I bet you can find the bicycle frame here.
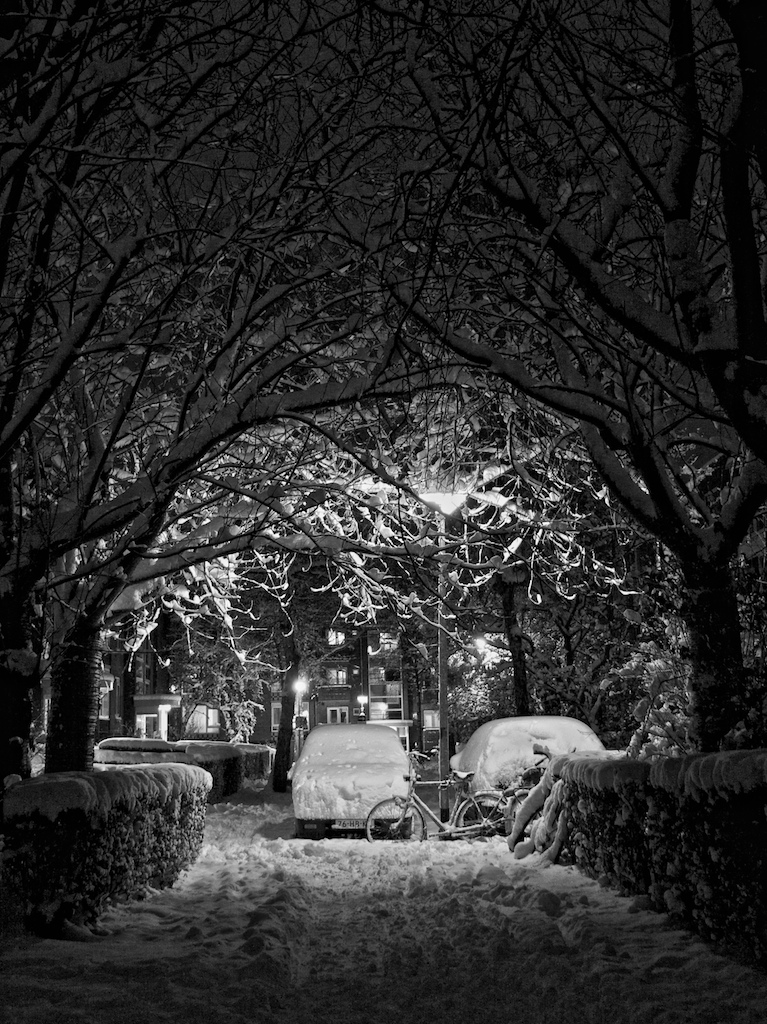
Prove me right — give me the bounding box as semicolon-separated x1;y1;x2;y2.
409;784;505;839
395;758;507;840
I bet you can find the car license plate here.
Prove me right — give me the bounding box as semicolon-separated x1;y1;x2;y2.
332;818;366;829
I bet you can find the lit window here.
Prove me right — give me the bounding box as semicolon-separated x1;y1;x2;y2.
369;680;403;718
98;688;110;719
328;629;345;646
327;707;349;724
327;667;348;687
379;632;398;652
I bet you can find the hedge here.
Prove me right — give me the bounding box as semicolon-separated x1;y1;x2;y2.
0;763;211;934
510;749;767;967
94;740;274;802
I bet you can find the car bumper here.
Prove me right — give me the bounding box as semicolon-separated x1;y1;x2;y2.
294;818;368;839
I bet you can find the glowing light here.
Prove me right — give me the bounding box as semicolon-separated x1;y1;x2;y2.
419;491;468;515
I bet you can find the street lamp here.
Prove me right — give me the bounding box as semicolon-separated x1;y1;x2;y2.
420;490;467;821
474;634;487;662
292;676;307;726
357;694;368;721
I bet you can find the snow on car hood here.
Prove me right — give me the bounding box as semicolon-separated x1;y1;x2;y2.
450;716;605;792
289;724;410;820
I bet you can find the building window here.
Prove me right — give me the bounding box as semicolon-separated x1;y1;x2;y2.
368;680;403;719
326;667;348;687
271;704;281;732
327;706;349;724
379;632;398;652
98;668;114;720
328;629;345;646
98;687;111;720
136;714;158;738
135;652;151;695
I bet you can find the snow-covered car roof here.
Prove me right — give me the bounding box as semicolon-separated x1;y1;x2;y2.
450;716;605;792
288;723;410;822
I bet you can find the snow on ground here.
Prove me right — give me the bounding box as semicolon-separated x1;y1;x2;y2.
2;780;767;1024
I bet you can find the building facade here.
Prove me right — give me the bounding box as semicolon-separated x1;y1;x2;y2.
271;625;427;750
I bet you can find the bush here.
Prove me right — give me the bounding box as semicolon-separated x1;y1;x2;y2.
525;750;767;968
94;739;274;802
0;764;211;933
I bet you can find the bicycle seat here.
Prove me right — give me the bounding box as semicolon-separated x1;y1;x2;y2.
451;770;474;780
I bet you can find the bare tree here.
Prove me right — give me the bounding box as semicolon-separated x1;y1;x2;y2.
357;0;767;749
0;1;444;775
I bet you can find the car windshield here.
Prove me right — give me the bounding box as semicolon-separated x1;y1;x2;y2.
294;724;405;768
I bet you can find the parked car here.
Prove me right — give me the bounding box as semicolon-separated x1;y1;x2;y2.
449;716;605;793
288;723;411;839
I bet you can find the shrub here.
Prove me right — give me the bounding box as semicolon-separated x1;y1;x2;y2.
1;764;211;932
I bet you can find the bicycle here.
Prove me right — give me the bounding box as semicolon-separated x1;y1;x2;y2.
505;743;552;846
365;751;512;842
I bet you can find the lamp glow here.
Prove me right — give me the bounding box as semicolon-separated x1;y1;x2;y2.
420;491;468;516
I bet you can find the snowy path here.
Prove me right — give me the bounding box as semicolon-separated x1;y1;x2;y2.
2;784;767;1024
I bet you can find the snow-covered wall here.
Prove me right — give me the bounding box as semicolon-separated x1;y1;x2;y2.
513;750;767;968
0;764;212;934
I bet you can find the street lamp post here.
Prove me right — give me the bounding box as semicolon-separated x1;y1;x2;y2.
421;490;467;822
291;677;308;760
357;694;368;721
292;677;307;726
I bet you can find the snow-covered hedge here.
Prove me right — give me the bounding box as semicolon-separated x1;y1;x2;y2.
512;750;767;966
94;748;196;765
175;742;273;799
94;740;274;801
98;737;177;751
233;742;275;782
0;764;211;933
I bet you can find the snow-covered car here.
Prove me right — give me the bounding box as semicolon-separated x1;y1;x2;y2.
449;715;605;793
288;723;410;839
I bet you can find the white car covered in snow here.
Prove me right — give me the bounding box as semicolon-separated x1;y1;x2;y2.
288;723;410;839
449;715;605;793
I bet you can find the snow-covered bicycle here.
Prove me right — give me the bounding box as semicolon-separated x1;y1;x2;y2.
505;743;553;846
365;751;511;842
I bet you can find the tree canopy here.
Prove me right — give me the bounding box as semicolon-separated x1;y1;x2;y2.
345;0;767;749
6;1;767;776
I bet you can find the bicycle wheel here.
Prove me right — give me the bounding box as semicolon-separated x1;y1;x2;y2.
454;792;507;836
366;798;427;842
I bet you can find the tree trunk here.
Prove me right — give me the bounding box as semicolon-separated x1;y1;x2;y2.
123;652;137;736
45;618;104;773
271;638;302;793
678;558;748;752
495;570;531;716
0;593;38;782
